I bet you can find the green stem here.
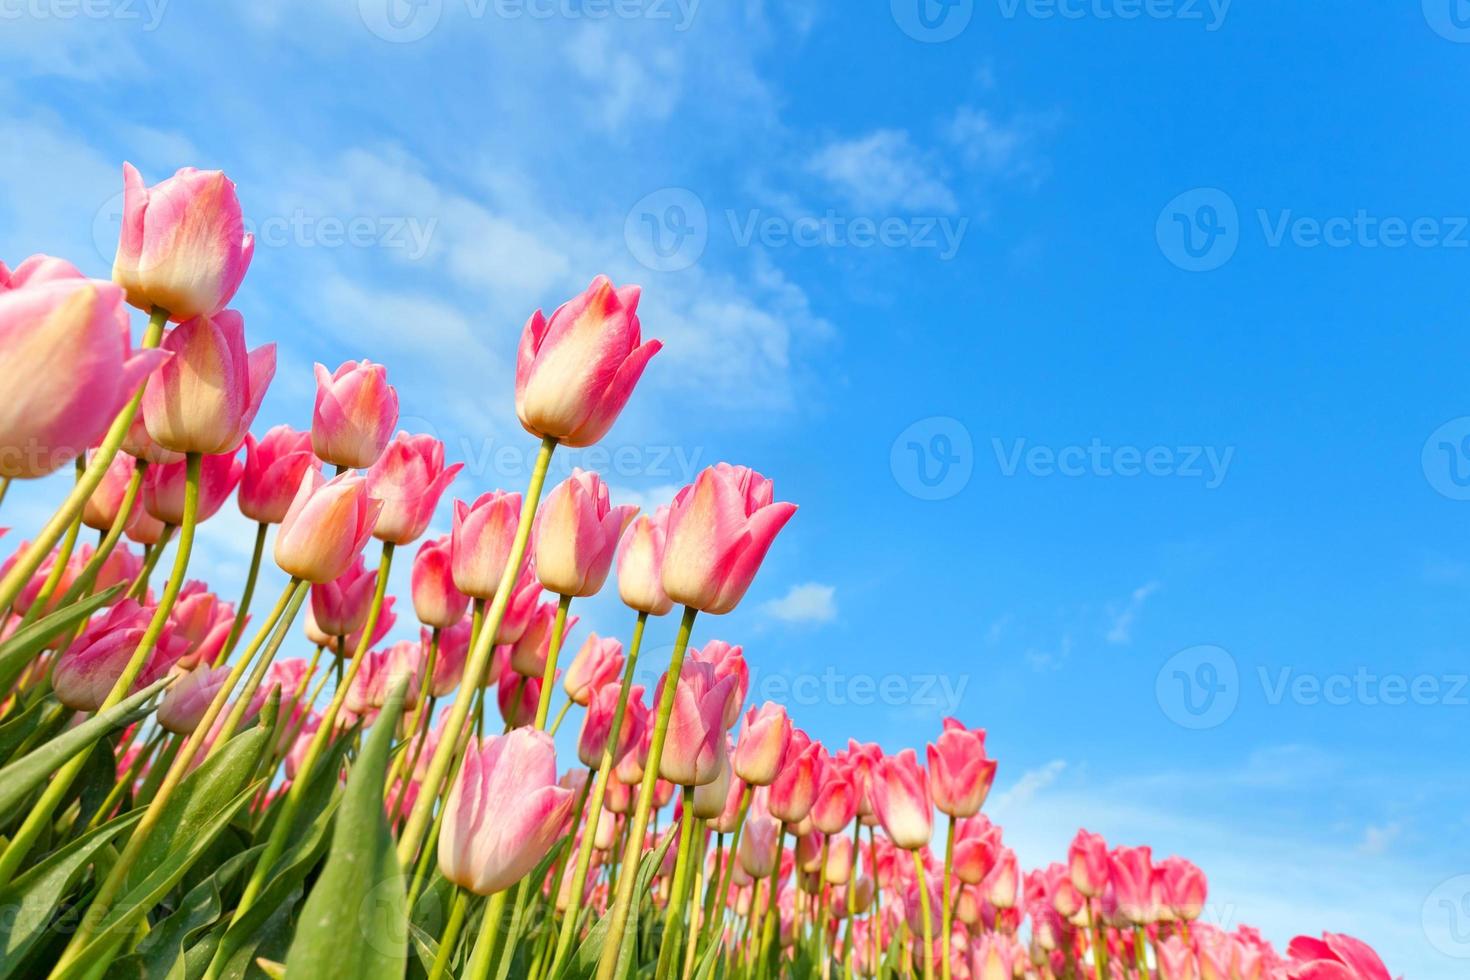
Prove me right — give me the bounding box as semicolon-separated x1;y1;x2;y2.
756;825;786;979
127;523;175;599
12;458;87;633
843;819;861;980
52;461;145;616
0;447;198;892
210;580;311;747
547;610;648;978
941;815;955;980
912;850;934;980
654;786;697;980
398;436;557;867
532;592;572;729
594;604;699;980
464;889;509;980
0;307;167;616
706;783;752;951
429;889;470;980
1134;925;1151;980
217;521;267;663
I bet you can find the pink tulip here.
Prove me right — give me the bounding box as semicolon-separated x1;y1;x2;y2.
689;639;748;729
0;253;83;290
427;620;471;696
239;425;319;524
845;739;883;817
768;732;826;825
168;583;234;665
1159;856;1207;921
926;718;998;819
983;847;1019;909
274;469;383;584
617;506;673;616
0;276;169;479
1285;934;1391;980
693;742;735;819
310;554;378;637
561;633;624;706
1110;846;1157;924
656;659;738;786
953;817;1000;885
497;669;543;728
82;452;138;531
157;664;230;733
365;431;462;545
125;504;167;546
142;447;244;525
515;275;662;448
578;682;647;769
112;163;253;320
509;600;578;677
873;748;932;850
739;810;781;878
52;599;190;710
810;766;857;834
494;559;543;644
451;490;522;600
1069;829;1110;898
141;310;275;455
123;411;183;466
732;702;792;787
661;464;798;615
824;833;854;885
311;359;399;469
410;534;468;629
1159;936;1198;980
438;729;575;895
346;641;423;714
534;469;637;597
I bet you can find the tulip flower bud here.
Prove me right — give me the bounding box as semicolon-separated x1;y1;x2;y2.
509;601;578;677
123;411;183;466
515;275;661;448
984;848;1019;909
142;310;275;455
692;745;734;820
53;600;190;711
926;718;998;819
310;554;378;637
82;452;137;532
112;163;253;320
410;534;468;629
1068;829;1110;898
346;641;423;714
616;507;673;616
274;470;383;584
311;359;398;469
125;504;167;546
1109;845;1157;924
578;682;646;770
689;639;748;729
1159;856;1207;922
810;769;858;835
498;669;543;729
732;702;792;787
535;469;636;598
825;834;854;885
0;253;83;290
366;432;462;545
0;277;170;479
142;448;244;526
739;811;781;878
661;464;797;615
239;425;318;524
427;621;471;697
158;664;230;733
768;734;826;825
561;633;624;706
873;748;932;850
451;490;521;600
656;661;737;787
438;729;575;896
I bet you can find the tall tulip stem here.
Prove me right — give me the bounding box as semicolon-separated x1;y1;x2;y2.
595;604;699;980
0;306;168;616
912;850;935;980
654;785;698;980
707;782;752;950
941;815;955;980
533;592;573;729
217;520;268;663
397;436;557;867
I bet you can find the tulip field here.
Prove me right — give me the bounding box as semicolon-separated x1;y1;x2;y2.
0;164;1400;980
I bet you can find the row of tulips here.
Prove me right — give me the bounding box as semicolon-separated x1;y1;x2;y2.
0;160;1396;980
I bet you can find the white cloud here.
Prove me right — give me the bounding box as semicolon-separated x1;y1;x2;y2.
807;130;956;213
1357;822;1401;856
759;582;836;624
1105;580;1161;645
992;759;1067;811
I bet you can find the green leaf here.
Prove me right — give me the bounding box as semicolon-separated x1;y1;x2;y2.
125;844;262;979
283;680;411;980
0;585;124;695
0;697;64;765
0;678;167;823
0;811;140;979
564;828;678;980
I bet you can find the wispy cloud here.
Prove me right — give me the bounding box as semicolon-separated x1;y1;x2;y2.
1105;580;1161;645
807;129;957;213
759;582;837;624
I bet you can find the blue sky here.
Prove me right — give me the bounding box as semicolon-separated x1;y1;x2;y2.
2;1;1467;974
